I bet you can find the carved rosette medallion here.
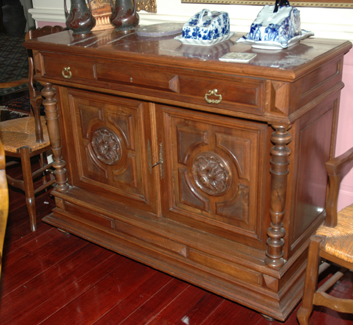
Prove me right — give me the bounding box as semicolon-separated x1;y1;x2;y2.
91;128;122;165
192;152;231;196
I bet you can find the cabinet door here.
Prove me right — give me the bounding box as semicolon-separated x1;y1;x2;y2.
157;105;269;245
62;88;158;214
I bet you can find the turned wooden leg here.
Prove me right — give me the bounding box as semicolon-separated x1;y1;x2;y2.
297;236;322;325
41;82;69;192
266;125;291;268
19;146;36;232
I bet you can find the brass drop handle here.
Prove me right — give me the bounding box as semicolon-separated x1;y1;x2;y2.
205;89;222;104
62;67;72;79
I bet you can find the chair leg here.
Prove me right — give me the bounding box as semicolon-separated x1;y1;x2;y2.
19;147;37;232
39;152;48;187
297;236;322;325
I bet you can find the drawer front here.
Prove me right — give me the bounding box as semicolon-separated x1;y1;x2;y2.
40;53;265;116
179;76;265;115
41;53;96;82
96;62;180;93
96;64;265;115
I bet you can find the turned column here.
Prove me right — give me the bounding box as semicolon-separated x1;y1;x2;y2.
41;82;69;192
265;125;292;268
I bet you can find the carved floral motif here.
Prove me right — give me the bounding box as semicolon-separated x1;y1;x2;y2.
192;152;230;196
91;128;121;165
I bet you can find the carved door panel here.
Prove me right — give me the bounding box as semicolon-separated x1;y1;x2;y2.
157;105;269;244
64;89;157;214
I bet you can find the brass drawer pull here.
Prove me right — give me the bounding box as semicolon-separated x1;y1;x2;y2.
205;89;222;104
62;67;72;79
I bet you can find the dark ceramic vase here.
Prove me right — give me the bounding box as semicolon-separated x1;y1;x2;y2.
2;3;26;37
64;0;96;35
110;0;139;31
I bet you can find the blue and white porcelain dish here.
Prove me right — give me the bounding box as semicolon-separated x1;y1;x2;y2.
175;32;234;46
237;29;314;50
181;9;230;42
240;5;306;49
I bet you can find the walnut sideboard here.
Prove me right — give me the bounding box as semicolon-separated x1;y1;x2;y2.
24;29;352;321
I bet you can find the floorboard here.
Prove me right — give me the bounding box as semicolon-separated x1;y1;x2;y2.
146;286;210;325
93;272;176;325
1;187;353;324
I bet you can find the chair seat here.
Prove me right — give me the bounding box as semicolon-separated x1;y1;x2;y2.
0;116;50;153
316;204;353;263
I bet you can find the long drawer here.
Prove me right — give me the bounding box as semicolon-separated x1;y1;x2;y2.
39;52;266;116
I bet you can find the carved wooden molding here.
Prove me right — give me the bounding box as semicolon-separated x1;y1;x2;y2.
192;152;231;196
91;128;122;166
181;0;353;8
270;81;289;116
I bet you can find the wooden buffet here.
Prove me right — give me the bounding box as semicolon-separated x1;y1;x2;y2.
24;29;351;321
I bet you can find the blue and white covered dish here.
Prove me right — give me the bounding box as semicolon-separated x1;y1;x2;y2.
237;5;310;49
181;9;230;42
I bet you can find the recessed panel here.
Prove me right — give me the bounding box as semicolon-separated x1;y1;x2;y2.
159;105;267;240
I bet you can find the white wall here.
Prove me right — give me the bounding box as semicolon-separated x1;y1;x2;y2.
30;0;353;41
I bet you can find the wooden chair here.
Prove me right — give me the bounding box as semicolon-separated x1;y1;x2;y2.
0;26;64;231
0;139;9;278
297;147;353;324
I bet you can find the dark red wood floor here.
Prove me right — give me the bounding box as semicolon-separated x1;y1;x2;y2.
1;184;353;324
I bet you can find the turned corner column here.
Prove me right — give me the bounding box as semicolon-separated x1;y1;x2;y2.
41;82;69;192
265;125;292;269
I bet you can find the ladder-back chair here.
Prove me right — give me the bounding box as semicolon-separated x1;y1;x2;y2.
297;147;353;324
0;26;64;231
